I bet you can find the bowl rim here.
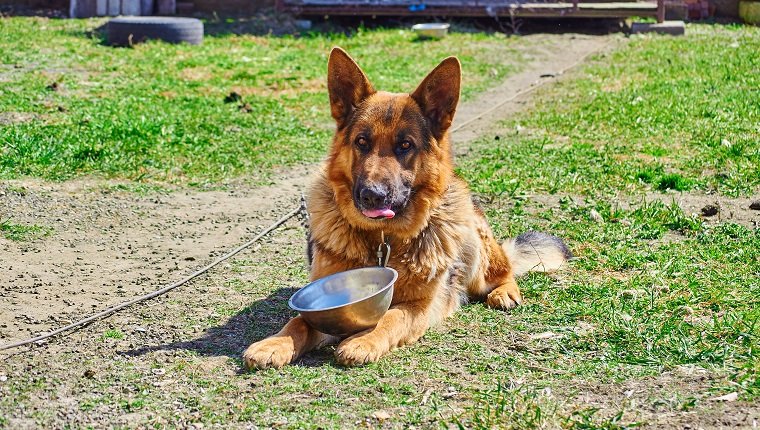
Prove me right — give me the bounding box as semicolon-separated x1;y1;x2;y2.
288;267;398;313
412;23;451;30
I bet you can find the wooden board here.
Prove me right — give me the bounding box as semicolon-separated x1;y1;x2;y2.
282;0;659;17
291;0;649;5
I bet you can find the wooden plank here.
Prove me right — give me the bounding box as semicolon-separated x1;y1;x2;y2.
295;0;649;5
96;0;107;15
283;2;659;16
657;0;665;22
290;1;660;10
555;2;656;9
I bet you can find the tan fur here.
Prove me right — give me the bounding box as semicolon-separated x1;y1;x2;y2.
501;239;568;277
243;48;565;369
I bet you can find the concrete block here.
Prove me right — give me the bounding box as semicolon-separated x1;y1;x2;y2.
631;20;686;36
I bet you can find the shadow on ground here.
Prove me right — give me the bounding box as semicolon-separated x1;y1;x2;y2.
121;286;340;369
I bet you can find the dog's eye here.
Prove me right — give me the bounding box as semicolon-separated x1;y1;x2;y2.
397;140;413;152
355;136;369;149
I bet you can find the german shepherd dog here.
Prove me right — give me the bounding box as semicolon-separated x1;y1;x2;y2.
243;48;571;369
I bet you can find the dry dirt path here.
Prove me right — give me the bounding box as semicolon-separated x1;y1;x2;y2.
0;33;615;348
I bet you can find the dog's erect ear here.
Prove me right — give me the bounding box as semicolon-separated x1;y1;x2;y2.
411;57;461;139
327;47;375;128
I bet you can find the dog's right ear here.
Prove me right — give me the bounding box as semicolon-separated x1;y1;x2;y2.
327;47;375;129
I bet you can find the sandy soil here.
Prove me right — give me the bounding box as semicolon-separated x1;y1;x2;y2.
1;176;305;345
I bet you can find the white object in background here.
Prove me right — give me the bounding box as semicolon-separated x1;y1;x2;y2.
412;23;450;39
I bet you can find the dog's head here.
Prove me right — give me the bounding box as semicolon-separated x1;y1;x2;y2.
324;47;461;234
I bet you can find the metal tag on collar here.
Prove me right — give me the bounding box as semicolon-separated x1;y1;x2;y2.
377;231;391;267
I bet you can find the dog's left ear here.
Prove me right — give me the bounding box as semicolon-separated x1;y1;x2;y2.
411;57;461;140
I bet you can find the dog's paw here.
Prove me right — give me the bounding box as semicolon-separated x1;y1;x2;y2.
335;336;387;367
242;337;295;370
486;287;522;310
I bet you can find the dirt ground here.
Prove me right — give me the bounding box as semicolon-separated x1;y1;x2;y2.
1;33;758;428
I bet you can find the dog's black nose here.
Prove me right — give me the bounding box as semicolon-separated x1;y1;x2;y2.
359;187;387;208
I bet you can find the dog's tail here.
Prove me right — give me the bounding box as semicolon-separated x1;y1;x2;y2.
502;231;572;277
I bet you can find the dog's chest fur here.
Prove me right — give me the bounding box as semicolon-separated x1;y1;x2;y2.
307;171;485;296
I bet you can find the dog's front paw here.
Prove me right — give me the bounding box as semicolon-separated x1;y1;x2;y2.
486;286;522;310
335;336;387;366
243;337;295;370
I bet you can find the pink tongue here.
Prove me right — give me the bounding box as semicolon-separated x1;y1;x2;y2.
362;208;395;219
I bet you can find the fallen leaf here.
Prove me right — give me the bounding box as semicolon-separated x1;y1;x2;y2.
590;209;604;223
420;388;433;405
530;331;561;340
710;392;738;402
573;322;595;336
620;289;646;299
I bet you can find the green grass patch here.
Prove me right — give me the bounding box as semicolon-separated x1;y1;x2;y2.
0;17;523;184
453;383;644;429
461;24;760;197
0;219;52;241
102;329;124;340
98;182;172;195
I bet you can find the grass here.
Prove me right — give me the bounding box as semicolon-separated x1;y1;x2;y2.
4;198;755;427
460;24;760;198
453;383;643;429
0;17;523;184
0;219;52;241
102;329;124;340
0;21;759;429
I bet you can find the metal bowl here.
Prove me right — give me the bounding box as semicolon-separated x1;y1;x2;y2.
412;23;450;39
288;267;398;337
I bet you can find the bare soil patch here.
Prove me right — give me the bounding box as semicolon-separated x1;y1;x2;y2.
0;112;37;125
0;175;306;346
558;368;759;428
